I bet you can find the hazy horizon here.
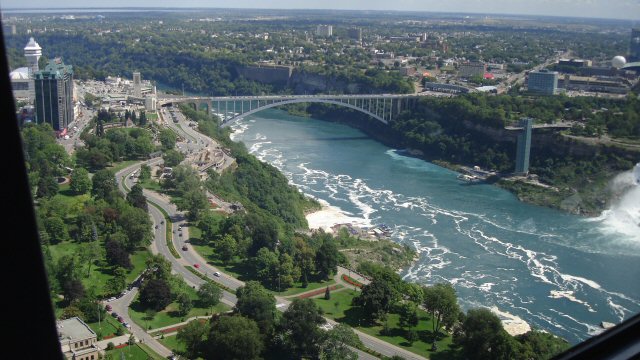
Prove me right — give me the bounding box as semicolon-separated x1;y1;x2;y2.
1;0;640;21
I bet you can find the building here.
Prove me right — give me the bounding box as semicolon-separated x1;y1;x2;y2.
558;59;592;68
133;71;142;98
630;28;640;62
316;25;333;37
515;118;533;175
145;95;157;111
24;37;42;78
34;58;74;132
9;67;31;98
458;62;486;78
57;317;102;360
527;69;558;95
399;67;417;76
347;27;362;42
3;24;17;35
559;74;629;94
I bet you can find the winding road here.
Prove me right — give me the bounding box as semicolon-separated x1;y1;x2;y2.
107;107;425;360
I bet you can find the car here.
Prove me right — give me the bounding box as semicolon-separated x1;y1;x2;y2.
107;297;116;302
124;322;131;329
160;220;164;224
213;272;220;277
182;245;188;251
111;312;118;318
194;263;200;269
105;304;112;312
155;225;158;229
179;232;182;237
117;316;124;323
178;225;182;230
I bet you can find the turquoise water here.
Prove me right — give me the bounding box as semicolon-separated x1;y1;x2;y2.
230;109;640;344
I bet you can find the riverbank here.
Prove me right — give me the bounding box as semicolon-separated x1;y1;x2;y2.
286;105;638;217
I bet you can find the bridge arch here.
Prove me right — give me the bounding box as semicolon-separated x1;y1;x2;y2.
219;98;388;128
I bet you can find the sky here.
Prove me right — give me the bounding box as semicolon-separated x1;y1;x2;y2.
1;0;639;20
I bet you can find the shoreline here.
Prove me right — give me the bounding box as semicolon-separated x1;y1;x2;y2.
304;203;532;337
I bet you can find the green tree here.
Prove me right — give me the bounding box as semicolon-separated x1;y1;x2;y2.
159;129;178;150
319;323;361;360
139;278;172;311
234;281;277;335
177;320;208;359
516;330;570;360
79;240;103;276
44;216;68;244
139;164;151;181
106;266;128;295
422;283;460;340
316;239;339;279
163;149;185;167
197;282;222;313
70;167;92;194
177;188;209;221
143;309;157;330
254;247;279;288
204;315;264;360
126;184;148;211
37;175;59;199
91;169;117;201
216;234;237;264
353;279;396;323
455;308;522;360
281;298;326;358
177;292;193;316
398;301;419;331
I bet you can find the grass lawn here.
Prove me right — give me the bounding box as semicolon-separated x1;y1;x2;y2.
139;178;163;192
107;160;140;174
158;334;186;354
271;278;337;297
129;287;231;330
105;343;160;360
314;290;454;359
49;241;152;298
87;315;125;338
137;343;167;360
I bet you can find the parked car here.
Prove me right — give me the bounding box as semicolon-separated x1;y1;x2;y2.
111;312;118;318
182;245;188;251
194;263;200;269
105;304;112;312
117;316;124;323
213;272;220;277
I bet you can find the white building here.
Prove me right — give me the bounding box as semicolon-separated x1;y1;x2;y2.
316;25;333;37
9;67;31;98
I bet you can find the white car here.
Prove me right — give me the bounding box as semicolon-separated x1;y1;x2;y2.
213;272;221;277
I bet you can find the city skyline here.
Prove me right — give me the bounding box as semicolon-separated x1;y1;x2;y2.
1;0;640;21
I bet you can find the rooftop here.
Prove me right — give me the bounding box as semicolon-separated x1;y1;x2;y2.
24;37;42;51
57;317;97;343
10;67;29;80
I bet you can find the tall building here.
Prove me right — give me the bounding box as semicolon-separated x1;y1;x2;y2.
347;27;362;42
133;71;142;98
630;28;640;62
316;25;333;37
24;37;42;78
527;69;558;95
515;118;533;175
34;58;74;132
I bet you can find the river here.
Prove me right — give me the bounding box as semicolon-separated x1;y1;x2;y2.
229;108;640;344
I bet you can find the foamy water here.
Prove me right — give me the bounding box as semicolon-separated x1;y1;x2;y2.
230;109;640;344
